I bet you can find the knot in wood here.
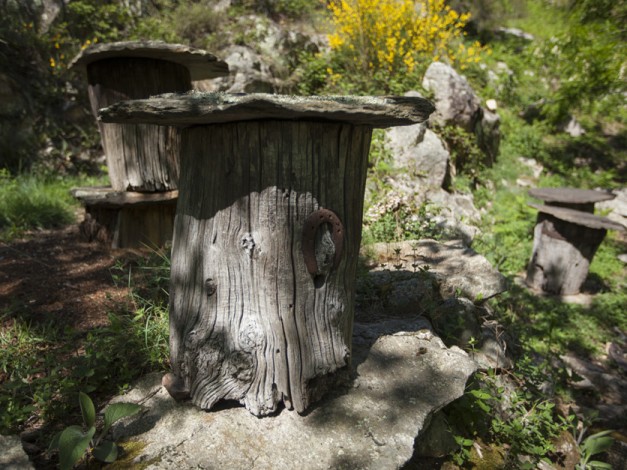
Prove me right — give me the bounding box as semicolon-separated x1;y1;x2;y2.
205;278;217;297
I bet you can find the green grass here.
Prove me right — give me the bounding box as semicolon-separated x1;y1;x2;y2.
0;249;169;438
0;171;109;239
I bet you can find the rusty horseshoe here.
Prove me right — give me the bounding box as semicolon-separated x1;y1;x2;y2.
301;208;344;275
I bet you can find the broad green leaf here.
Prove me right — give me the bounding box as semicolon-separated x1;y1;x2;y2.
582;433;614;456
79;392;96;429
102;402;142;436
587;461;612;469
93;440;119;463
58;425;95;470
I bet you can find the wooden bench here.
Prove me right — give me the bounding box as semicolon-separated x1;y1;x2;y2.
526;188;624;295
100;92;435;415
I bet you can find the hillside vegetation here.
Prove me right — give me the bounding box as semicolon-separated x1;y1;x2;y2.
0;1;625;468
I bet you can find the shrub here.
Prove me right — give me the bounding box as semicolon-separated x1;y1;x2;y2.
326;0;487;92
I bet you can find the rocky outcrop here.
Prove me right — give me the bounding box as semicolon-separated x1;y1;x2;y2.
0;435;34;470
422;61;501;165
362;239;507;302
194;45;279;93
109;321;477;470
385;121;450;191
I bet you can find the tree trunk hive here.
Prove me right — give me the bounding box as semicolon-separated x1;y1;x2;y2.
100;93;435;415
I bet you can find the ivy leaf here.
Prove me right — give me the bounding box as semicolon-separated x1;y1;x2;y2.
102;402;142;436
79;391;96;429
58;425;95;470
93;440;119;463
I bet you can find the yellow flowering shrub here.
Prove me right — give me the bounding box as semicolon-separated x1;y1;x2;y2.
327;0;487;90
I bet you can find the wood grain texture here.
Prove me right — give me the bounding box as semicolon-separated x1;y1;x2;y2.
169;120;372;415
87;58;191;191
525;213;607;295
98;92;436;128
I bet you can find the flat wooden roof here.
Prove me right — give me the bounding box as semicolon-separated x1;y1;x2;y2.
70;41;229;80
529;203;625;231
71;187;178;208
98;92;436;128
529;187;615;204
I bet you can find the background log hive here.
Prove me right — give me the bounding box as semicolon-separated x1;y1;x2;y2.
70;41;228;249
71;40;229;192
525;192;625;295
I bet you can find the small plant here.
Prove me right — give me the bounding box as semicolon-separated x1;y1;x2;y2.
49;392;142;470
576;430;614;469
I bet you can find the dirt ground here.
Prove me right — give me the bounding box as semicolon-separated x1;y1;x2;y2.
0;224;132;332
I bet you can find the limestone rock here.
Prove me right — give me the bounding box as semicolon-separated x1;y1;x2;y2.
422;62;500;164
422;62;482;132
430;297;483;348
194;45;279;93
363;239;507;301
413;411;457;458
425;189;482;244
109;322;477;470
385;122;450;191
0;435;34;470
597;187;627;228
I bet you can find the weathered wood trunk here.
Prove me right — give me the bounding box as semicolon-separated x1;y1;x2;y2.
87;58;190;191
525;213;606;295
169;120;372;415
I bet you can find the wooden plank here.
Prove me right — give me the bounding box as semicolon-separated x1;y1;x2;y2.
98;93;436;128
71;187;178;208
70;40;229;80
529;187;615;206
529;203;625;231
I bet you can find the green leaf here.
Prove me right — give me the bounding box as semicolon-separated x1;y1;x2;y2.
582;432;614;456
102;402;142;436
587;461;612;469
79;392;96;429
93;440;119;463
58;425;96;470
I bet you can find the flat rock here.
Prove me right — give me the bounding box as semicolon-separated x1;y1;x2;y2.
98;92;435;128
0;435;34;470
70;40;229;80
363;239;507;301
110;322;476;470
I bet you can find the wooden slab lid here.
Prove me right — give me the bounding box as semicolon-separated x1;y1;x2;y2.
98;92;436;128
529;203;625;231
70;41;229;80
529;187;615;204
